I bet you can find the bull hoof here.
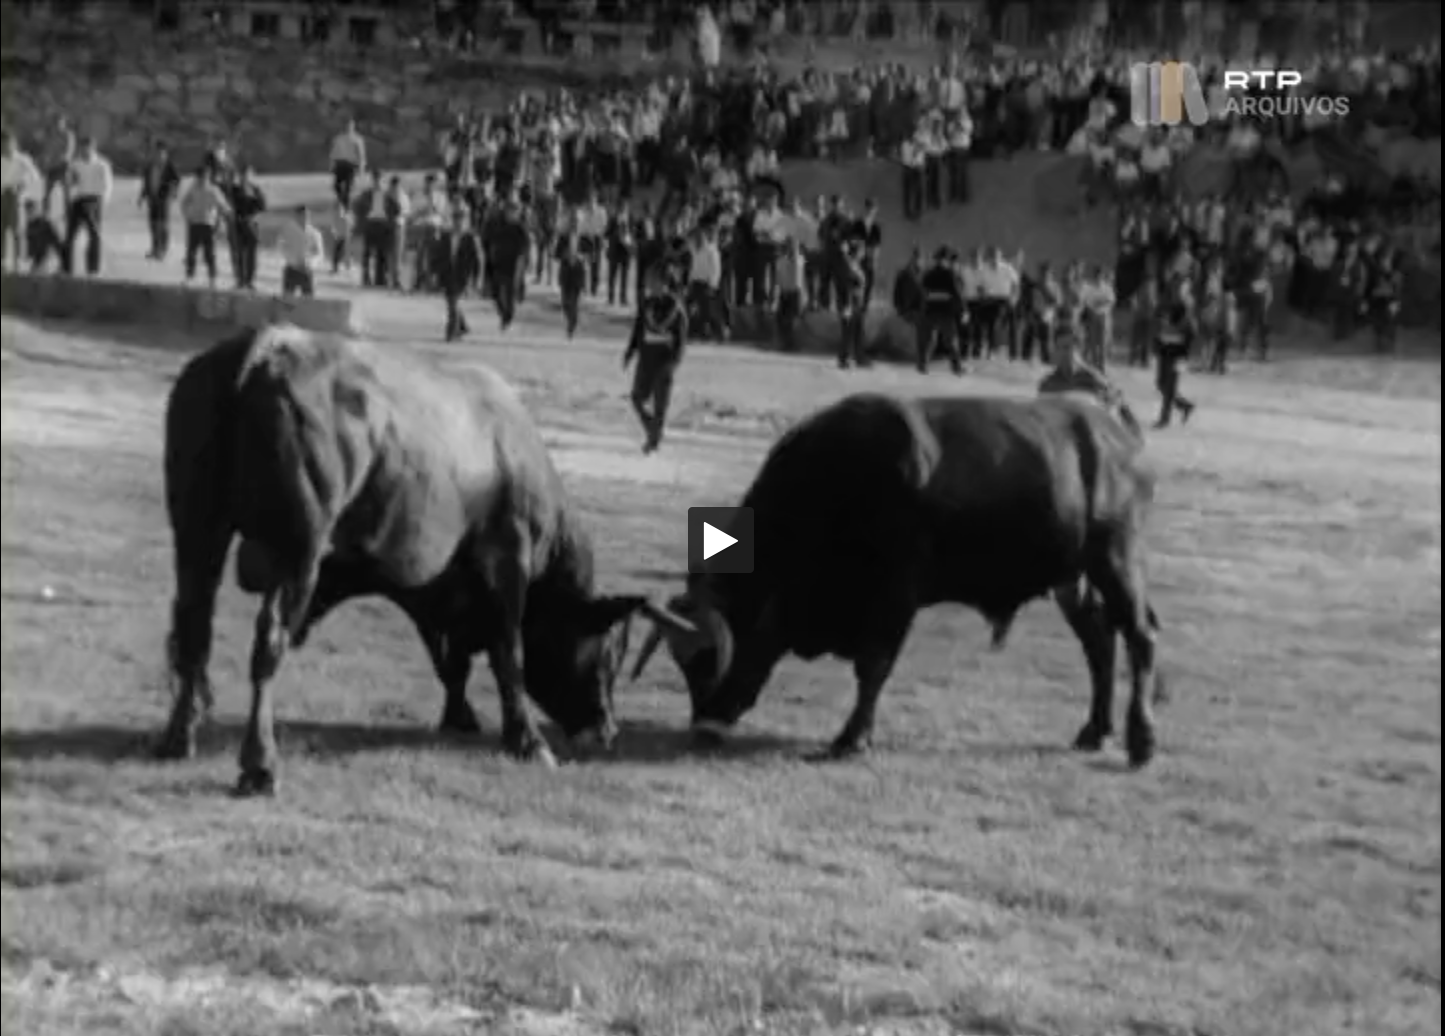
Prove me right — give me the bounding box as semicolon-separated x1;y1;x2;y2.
1152;672;1170;706
438;707;483;735
1071;724;1111;753
809;738;869;763
504;729;559;769
1125;720;1156;770
232;768;278;798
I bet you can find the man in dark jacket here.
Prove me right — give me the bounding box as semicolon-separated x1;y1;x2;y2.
228;164;267;290
484;195;530;331
557;231;588;338
1154;302;1196;427
918;247;966;375
846;198;884;307
138;141;181;261
432;207;482;342
605;203;636;308
836;240;870;370
623;275;688;454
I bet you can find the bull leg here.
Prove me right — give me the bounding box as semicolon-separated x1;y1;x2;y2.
822;647;903;760
423;627;480;734
235;566;320;797
1054;579;1118;752
480;545;556;768
1089;551;1159;769
156;526;232;761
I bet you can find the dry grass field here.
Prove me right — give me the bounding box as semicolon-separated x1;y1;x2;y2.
1;174;1440;1036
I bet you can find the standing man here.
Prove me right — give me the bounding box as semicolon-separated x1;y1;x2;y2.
604;201;635;308
1153;302;1197;428
557;231;588;338
900;132;924;221
137;141;180;261
686;225;727;342
330;119;367;208
946;113;973;204
410;173;449;292
922;119;945;211
440;113;472;193
202;139;238;276
62;137;112;277
1;132;42;271
623;274;688;454
432;207;482;341
891;246;926;357
774;237;807;353
918;247;965;376
483;193;529;331
847;198;884;307
179;165;230;288
835;240;870;370
381;174;411;290
41;116;75;219
228;164;267;290
576;194;608;298
353;170;388;288
278;205;325;298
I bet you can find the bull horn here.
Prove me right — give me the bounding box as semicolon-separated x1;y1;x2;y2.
630;596;734;692
630;600;695;682
638;599;698;636
631;624;665;682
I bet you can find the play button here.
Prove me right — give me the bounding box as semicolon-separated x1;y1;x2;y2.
701;522;738;561
687;507;755;575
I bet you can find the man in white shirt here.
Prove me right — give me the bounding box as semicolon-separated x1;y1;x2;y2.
575;196;609;297
1;132;42;271
179;165;230;288
686;227;728;340
63;136;112;276
330;119;367;207
279;205;325;298
409;173;448;291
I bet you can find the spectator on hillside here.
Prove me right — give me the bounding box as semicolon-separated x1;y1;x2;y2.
279;205;325;298
1;132;42;271
63;137;113;277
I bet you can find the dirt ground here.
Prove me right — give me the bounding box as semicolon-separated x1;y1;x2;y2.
1;176;1440;1036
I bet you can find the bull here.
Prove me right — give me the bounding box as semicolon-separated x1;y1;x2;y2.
157;325;694;795
632;392;1167;768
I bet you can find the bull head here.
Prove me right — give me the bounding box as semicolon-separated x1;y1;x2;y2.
632;591;735;693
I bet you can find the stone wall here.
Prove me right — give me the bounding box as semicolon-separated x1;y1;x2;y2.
0;14;661;175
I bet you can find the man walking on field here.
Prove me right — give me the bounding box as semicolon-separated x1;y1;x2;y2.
624;271;688;454
330;119;367;208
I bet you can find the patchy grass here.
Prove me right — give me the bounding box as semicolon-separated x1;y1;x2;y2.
2;171;1440;1036
2;310;1437;1036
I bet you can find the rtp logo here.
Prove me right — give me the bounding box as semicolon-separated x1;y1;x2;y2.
1130;62;1210;128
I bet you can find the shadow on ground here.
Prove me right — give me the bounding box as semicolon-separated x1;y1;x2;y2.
0;715;807;770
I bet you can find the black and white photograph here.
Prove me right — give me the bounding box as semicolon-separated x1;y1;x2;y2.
0;1;1439;1034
